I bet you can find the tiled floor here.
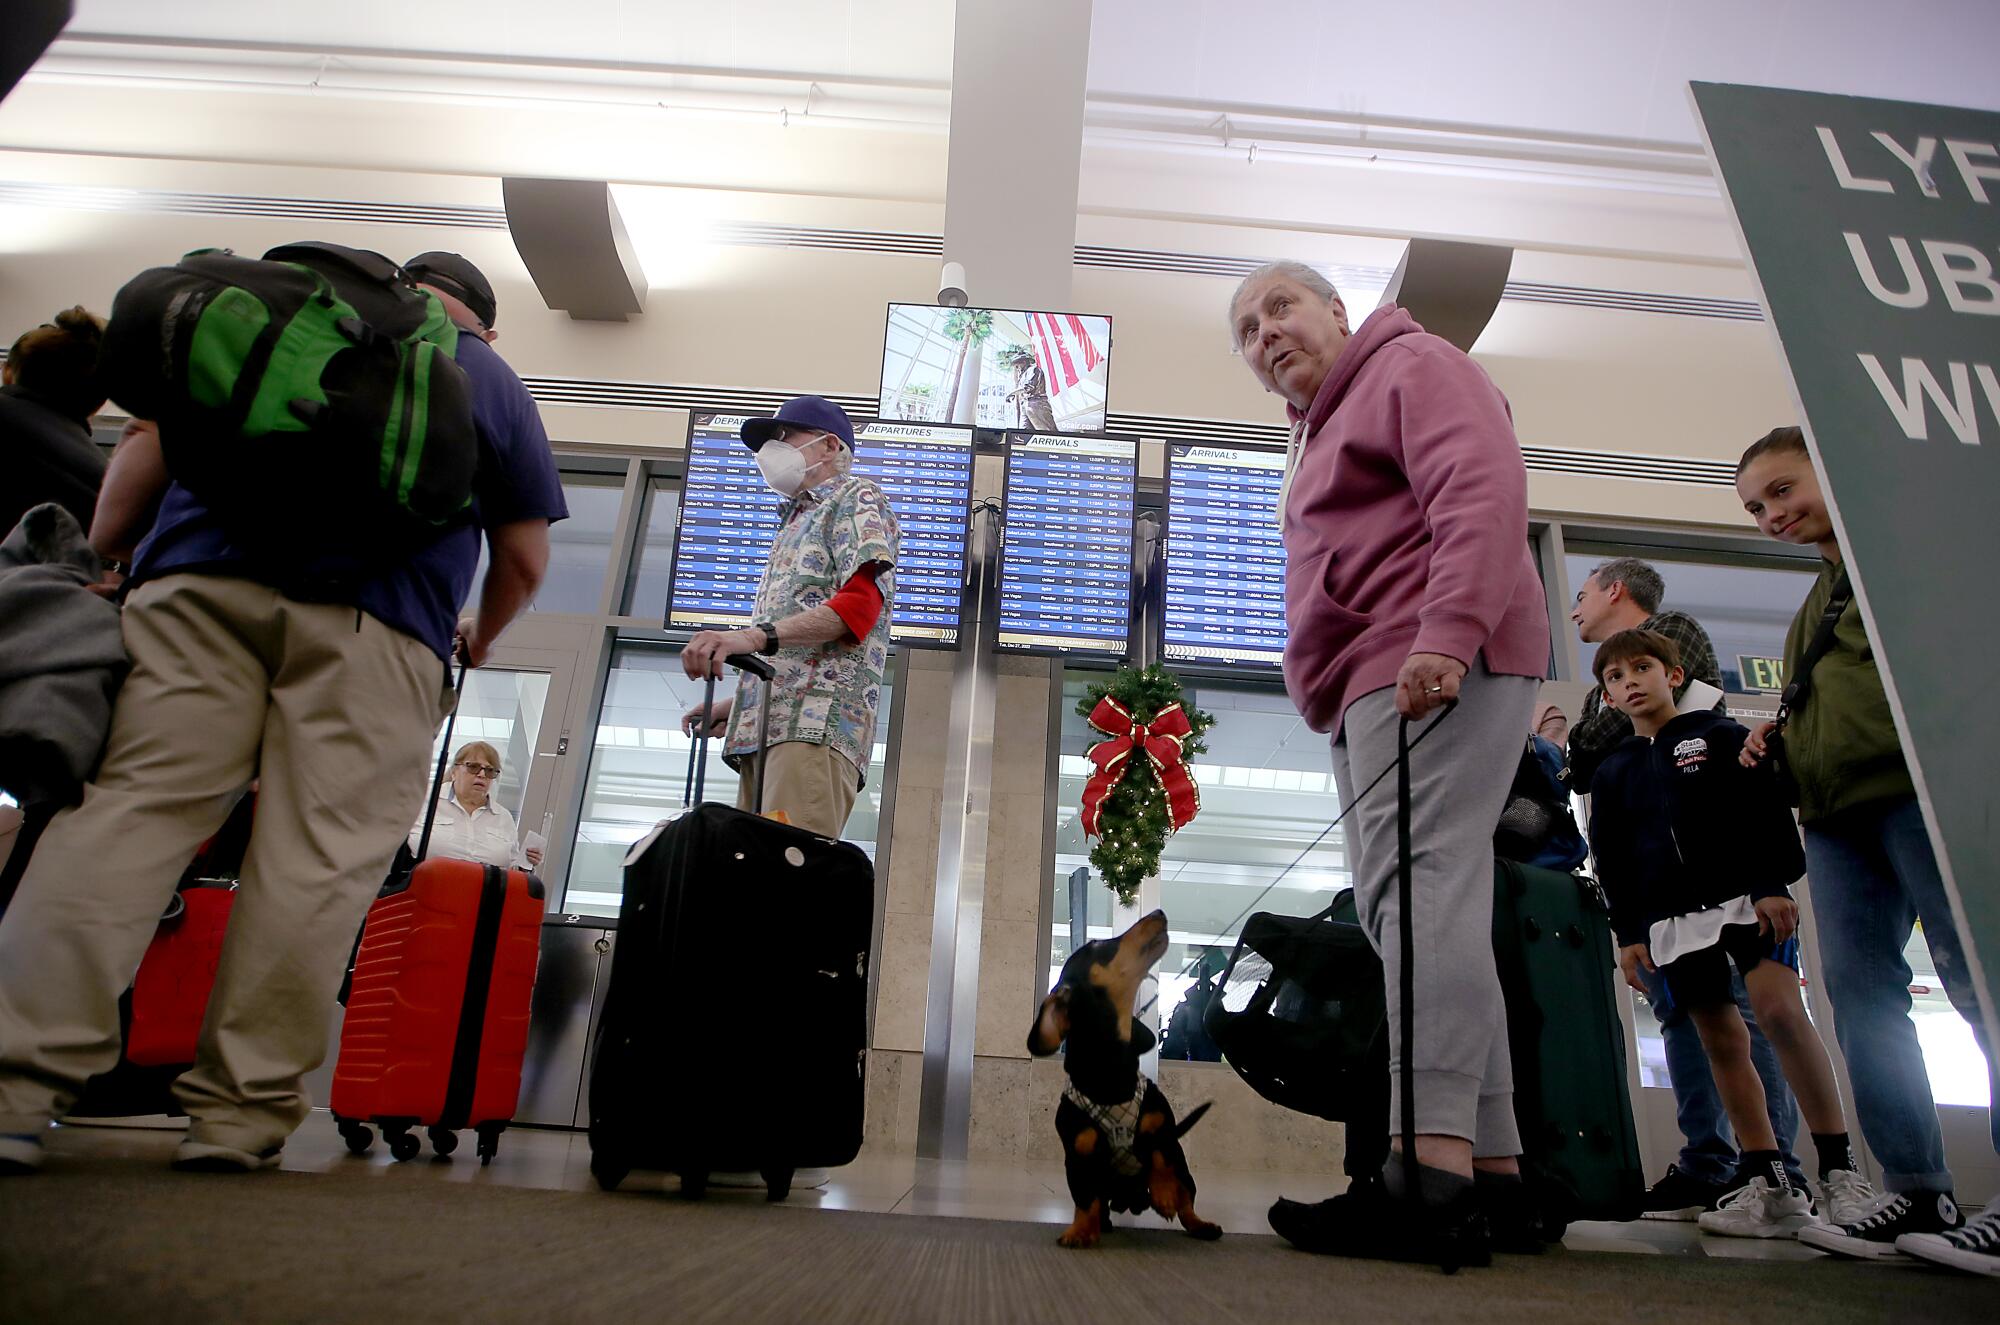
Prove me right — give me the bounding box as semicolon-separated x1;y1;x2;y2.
44;1113;1842;1263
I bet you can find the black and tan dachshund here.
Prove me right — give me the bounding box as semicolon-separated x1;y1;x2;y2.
1026;909;1223;1249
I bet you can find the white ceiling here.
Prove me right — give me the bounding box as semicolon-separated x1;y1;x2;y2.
1085;0;2000;145
63;0;955;86
66;0;2000;146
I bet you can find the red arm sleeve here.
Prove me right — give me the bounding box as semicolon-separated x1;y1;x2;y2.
825;565;885;642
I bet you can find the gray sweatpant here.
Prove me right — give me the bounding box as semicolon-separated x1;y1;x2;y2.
1331;661;1540;1157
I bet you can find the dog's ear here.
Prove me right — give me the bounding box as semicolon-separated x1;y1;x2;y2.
1027;987;1071;1056
1129;1018;1157;1055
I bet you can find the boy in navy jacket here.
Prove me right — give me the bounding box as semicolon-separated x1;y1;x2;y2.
1588;629;1859;1242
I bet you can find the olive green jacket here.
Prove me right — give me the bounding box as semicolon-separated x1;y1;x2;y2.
1784;558;1915;823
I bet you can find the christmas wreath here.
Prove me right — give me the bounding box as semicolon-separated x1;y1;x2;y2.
1076;664;1215;906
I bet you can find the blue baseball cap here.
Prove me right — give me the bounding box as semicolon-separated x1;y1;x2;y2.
740;395;855;452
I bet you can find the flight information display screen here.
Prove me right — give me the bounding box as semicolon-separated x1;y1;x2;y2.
666;414;780;631
996;433;1136;656
1163;443;1288;668
666;413;975;645
854;420;975;646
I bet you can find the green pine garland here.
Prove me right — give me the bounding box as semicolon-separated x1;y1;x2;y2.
1077;664;1215;906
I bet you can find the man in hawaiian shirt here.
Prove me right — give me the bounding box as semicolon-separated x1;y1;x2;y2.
680;396;899;838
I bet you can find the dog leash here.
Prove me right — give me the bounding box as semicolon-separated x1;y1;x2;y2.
1143;701;1457;1009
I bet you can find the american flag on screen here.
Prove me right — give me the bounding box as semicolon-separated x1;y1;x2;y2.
1027;312;1103;399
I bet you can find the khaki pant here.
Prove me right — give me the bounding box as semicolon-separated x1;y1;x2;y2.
735;740;861;839
0;574;450;1152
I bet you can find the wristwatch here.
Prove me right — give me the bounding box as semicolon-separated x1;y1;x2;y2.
754;620;780;655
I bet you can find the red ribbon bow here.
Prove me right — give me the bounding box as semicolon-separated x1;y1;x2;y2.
1079;695;1201;838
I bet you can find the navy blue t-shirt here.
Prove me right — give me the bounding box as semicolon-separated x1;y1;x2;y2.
132;333;568;661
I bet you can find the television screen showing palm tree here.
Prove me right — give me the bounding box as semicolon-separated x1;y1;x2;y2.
880;303;1112;433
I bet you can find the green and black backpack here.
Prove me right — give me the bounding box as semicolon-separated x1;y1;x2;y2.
100;241;480;559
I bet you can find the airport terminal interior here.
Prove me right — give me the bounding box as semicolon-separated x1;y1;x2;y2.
2;2;1998;1320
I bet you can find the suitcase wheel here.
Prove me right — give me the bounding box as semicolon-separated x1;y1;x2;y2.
476;1124;501;1167
337;1120;374;1156
387;1128;421;1162
590;1151;629;1192
680;1169;709;1200
762;1166;794;1203
426;1127;458;1159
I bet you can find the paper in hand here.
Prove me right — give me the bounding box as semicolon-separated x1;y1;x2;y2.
1676;679;1724;715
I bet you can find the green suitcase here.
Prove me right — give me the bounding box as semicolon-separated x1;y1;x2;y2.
1492;859;1645;1227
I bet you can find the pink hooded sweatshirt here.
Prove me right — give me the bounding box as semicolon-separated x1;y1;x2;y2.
1280;303;1549;737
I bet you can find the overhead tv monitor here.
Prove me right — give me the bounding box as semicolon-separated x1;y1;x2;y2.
1162;443;1288;669
852;419;976;647
880;303;1113;434
666;413;976;646
996;433;1137;657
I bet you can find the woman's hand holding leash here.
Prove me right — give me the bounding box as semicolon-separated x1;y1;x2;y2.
1397;652;1468;720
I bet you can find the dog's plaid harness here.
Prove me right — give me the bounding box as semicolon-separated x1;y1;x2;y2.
1064;1073;1150;1176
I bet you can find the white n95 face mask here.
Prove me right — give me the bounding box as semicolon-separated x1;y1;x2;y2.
756;437;827;497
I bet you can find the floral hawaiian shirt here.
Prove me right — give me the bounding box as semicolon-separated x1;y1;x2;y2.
725;471;899;783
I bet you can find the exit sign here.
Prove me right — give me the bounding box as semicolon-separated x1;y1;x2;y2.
1739;655;1787;694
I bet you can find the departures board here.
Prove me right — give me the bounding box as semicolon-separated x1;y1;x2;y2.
995;433;1137;657
666;413;975;646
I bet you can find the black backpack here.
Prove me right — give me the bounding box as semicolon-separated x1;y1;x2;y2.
99;241;479;561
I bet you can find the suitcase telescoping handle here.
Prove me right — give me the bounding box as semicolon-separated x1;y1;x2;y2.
416;661;472;861
689;654;775;812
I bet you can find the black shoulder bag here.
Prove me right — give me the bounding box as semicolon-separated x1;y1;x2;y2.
1766;570;1852;806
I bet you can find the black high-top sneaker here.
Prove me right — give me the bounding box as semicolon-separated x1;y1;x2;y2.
1799;1188;1963;1260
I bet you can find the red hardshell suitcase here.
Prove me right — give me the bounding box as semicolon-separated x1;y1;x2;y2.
328;665;544;1164
126;880;238;1067
330;857;542;1162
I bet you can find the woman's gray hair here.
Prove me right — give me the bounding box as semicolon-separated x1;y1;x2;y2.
1227;260;1341;341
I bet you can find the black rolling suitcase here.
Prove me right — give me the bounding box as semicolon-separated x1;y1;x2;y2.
587;655;875;1201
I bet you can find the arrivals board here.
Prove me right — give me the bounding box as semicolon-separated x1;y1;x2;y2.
666;413;974;645
996;433;1137;656
1163;444;1287;668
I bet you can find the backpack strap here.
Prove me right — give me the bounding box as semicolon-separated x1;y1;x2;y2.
1775;569;1852;729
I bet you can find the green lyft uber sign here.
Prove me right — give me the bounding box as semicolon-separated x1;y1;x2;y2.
1692;82;2000;1051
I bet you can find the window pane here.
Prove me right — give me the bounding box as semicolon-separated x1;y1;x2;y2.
561;644;897;916
1052;671;1348;1043
468;471;626;617
418;668;553;836
1565;549;1819;693
619;476;680;620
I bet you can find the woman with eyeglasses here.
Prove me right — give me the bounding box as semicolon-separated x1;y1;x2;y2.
407;741;542;871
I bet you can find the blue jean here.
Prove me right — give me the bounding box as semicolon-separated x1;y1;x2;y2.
1805;795;2000;1194
1640;960;1805;1188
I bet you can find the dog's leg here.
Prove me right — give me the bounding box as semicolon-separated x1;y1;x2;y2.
1147;1149;1224;1241
1058;1198;1105;1249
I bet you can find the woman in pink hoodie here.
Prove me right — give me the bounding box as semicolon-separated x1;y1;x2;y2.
1231;261;1551;1266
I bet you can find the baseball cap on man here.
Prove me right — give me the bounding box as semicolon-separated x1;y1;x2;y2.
405;252;498;330
739;395;855;452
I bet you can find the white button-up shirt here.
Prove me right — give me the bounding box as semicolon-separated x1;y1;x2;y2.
409;787;529;871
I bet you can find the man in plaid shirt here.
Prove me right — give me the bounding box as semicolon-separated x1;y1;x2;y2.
1566;556;1725;794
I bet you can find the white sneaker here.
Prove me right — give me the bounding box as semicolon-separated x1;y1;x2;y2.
1814;1168;1877;1227
1698;1177;1817;1239
170;1138;283;1172
1898;1205;2000;1278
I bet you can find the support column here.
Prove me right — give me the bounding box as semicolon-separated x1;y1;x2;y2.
915;0;1094;1161
940;0;1094;312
